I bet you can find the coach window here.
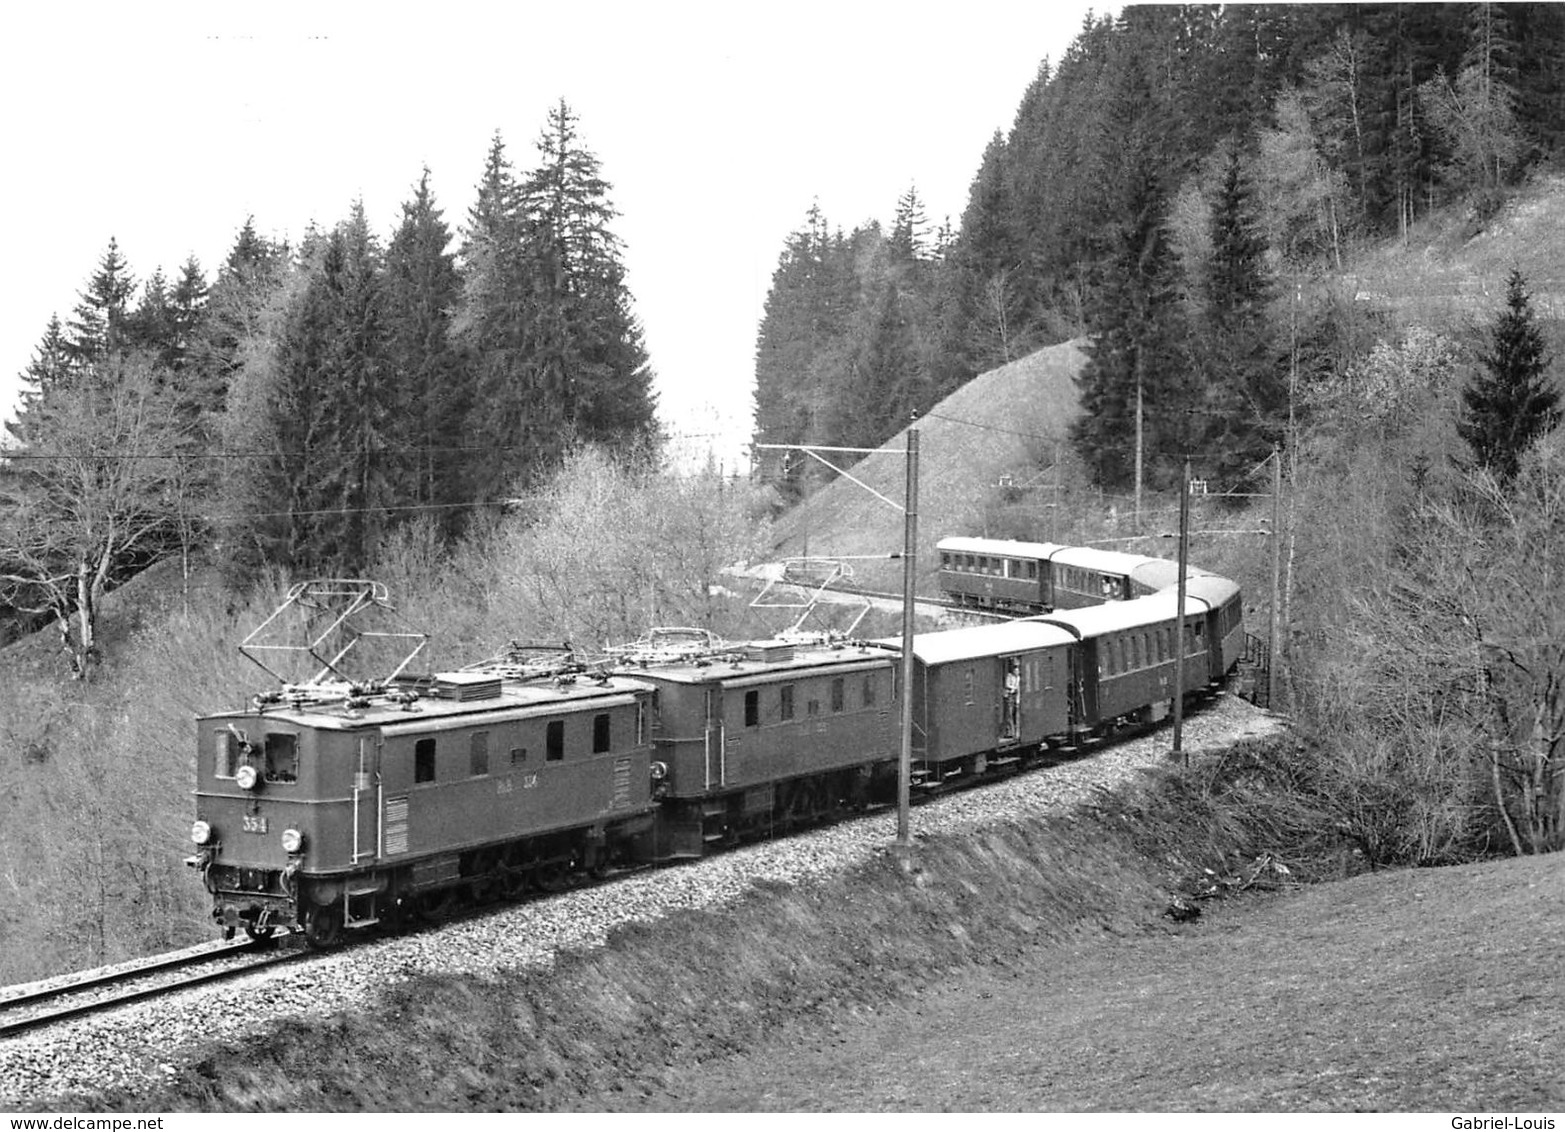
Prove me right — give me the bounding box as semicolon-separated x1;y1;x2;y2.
547;720;565;762
831;678;845;712
1103;642;1116;676
744;690;760;728
264;733;298;783
964;667;975;705
594;713;612;752
780;684;795;721
1027;561;1038;580
415;738;436;783
470;731;490;777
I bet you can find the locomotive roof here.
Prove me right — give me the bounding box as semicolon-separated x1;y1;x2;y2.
876;619;1076;665
1030;589;1212;637
199;672;653;731
936;536;1067;560
608;637;894;685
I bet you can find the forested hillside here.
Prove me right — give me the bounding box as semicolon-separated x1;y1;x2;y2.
754;2;1565;497
0;101;657;675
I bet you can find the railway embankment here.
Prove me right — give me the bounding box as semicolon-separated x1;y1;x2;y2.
27;695;1365;1112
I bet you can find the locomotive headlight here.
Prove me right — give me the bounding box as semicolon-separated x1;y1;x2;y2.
235;764;259;791
190;820;213;845
280;828;305;854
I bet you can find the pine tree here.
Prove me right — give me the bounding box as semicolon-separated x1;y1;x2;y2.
6;316;71;448
1457;270;1561;486
1071;43;1194;493
384;168;467;532
195;218;289;418
65;238;137;371
1201;142;1284;482
520;100;657;453
453;132;543;501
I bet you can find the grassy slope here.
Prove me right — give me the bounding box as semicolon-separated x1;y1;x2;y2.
613;853;1565;1112
769;340;1087;594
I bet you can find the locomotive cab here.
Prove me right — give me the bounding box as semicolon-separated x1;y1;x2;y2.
191;715;335;939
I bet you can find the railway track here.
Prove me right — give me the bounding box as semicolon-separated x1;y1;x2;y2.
0;938;307;1040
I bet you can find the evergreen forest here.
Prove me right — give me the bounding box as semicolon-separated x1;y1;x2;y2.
0;101;658;674
754;2;1565;495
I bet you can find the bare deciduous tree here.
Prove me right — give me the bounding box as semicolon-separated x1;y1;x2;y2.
0;356;191;678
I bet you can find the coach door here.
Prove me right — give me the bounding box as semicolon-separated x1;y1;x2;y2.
999;656;1022;746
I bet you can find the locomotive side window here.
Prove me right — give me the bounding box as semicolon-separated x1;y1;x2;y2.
964;667;975;705
510;746;527;766
744;690;760;728
862;674;876;707
593;713;612;752
780;685;795;720
264;733;298;783
830;678;844;712
470;731;489;777
547;720;565;762
415;738;436;783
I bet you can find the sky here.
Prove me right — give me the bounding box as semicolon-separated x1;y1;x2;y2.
1;1;1110;472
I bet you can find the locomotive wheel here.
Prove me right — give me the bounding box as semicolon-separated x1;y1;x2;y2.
303;902;343;949
418;889;456;924
498;864;529;899
244;923;276;942
533;860;572;892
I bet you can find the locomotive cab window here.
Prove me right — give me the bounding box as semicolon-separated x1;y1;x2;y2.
744;690;760;727
593;713;612;752
415;738;436;783
547;720;565;762
470;731;490;777
264;733;298;783
214;731;239;779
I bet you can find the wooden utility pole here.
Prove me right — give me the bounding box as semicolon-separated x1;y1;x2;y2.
1172;458;1190;764
1269;446;1282;710
1134;367;1144;531
896;426;920;856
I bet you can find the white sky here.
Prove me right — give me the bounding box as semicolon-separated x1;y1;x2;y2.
1;0;1110;472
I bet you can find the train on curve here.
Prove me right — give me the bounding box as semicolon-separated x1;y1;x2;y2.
188;542;1244;947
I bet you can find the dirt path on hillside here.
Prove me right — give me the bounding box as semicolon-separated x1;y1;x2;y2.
578;855;1565;1112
